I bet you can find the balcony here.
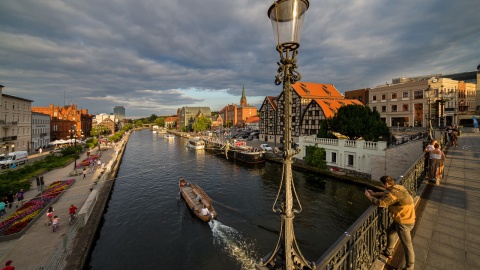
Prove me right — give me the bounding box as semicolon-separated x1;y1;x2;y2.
1;121;18;129
0;136;18;142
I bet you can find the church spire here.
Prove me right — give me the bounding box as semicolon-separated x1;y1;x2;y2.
240;85;247;106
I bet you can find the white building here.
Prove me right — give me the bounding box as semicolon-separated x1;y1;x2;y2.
297;135;423;181
32;112;51;151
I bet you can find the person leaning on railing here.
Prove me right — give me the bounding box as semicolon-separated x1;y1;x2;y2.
365;176;415;270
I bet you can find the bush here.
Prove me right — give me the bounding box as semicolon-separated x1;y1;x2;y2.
303;144;327;171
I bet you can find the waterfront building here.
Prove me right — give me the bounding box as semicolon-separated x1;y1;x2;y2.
32;103;92;141
164;116;178;129
31;112;51;151
368;77;476;128
209;114;223;130
244;115;260;130
0;85;33;153
178;106;211;131
218;86;258;128
94;118;115;135
259;82;360;144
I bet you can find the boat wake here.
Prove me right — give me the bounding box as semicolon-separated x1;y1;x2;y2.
209;220;257;270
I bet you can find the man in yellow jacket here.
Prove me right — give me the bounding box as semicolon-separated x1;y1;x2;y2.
365;175;415;270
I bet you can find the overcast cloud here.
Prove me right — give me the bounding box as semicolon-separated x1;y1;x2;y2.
0;0;479;117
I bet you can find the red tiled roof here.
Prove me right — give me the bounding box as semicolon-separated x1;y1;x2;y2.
266;96;278;110
292;82;343;99
313;99;362;118
245;115;259;123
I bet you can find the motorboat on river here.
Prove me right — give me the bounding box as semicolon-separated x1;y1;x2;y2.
179;178;217;222
165;134;175;139
186;138;205;150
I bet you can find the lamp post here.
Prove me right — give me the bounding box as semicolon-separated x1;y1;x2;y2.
424;87;434;140
437;90;453;128
257;1;314;269
70;125;82;170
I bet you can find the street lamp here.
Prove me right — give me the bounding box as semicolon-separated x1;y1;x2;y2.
257;1;314;269
437;90;454;128
70;125;82;170
424;87;435;140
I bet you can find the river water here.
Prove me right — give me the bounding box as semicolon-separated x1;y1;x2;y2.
87;129;371;269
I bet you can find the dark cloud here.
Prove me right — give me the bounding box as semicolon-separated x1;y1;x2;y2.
0;0;478;116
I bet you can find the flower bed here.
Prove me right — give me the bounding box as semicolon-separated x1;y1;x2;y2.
0;179;74;236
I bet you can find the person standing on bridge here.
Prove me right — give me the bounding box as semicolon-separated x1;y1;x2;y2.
365;176;415;270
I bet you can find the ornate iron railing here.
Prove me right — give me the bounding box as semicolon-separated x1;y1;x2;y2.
315;146;427;269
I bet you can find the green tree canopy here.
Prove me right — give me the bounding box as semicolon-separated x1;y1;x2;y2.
135;120;144;127
303;144;327;170
327;104;389;141
192;116;212;132
154;117;165;127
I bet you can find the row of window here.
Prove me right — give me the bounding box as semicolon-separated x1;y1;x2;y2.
32;119;50;124
372;90;425;101
329;152;354;167
4;114;31;123
4;101;31;111
372;104;410;113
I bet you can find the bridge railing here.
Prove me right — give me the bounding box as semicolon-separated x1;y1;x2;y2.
315;147;427;269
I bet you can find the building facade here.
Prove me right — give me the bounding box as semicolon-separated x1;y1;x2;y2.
344;88;369;105
0;86;33;153
219;86;258;128
32;104;92;141
178;107;212;130
32;112;51;151
113;106;125;122
369;77;476;128
259;82;360;144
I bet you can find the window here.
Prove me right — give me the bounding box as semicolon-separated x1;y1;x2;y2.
332;152;337;163
381;94;386;100
414;90;423;99
392;93;397;99
381;106;386;112
347;155;354;166
372;95;377;101
392;105;397;112
372;106;377;111
403;104;409;111
358;96;363;102
403;92;408;98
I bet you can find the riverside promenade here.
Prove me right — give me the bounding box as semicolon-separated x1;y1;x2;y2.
385;133;480;270
0;142;123;269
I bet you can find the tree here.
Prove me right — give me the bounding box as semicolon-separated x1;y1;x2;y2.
225;121;233;128
303;144;327;170
135;120;144;127
327;104;389;141
154;117;165;127
192;116;212;132
147;114;158;123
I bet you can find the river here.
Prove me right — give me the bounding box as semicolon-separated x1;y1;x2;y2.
87;129;371;269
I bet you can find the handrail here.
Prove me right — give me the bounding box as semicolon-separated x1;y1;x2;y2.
315;144;427;269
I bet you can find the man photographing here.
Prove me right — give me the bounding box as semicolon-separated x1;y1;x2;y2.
365;176;415;270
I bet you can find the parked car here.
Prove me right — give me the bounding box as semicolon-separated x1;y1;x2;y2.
260;144;273;151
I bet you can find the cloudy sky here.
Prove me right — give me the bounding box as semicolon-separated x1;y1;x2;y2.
1;0;479;117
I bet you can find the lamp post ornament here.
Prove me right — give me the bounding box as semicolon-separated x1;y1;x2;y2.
257;1;314;269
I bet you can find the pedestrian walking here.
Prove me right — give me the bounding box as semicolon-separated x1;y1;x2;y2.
365;176;415;270
16;189;24;208
1;260;14;270
45;206;54;226
89;161;94;173
82;167;86;178
39;147;42;154
97;159;102;170
6;191;14;209
0;200;6;218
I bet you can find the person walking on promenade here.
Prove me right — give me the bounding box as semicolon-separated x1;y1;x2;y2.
45;206;54;226
15;189;24;208
430;143;446;185
365;176;415;270
0;200;6;218
69;204;78;224
82;167;86;178
1;260;14;270
452;131;458;147
424;139;437;179
6;191;14;209
39;147;42;154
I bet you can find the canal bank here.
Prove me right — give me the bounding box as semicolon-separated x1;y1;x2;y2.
0;131;131;269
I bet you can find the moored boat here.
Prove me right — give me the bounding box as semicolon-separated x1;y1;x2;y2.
203;139;265;164
179;178;217;222
186;138;205;149
165;134;175;139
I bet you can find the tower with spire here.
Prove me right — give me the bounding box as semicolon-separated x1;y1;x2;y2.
240;85;247;107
